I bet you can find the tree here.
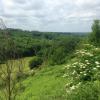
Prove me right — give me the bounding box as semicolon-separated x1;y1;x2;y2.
90;20;100;45
0;19;23;100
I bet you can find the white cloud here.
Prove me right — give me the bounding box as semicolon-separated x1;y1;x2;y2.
0;0;100;32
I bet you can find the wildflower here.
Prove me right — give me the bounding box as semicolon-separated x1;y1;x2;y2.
89;54;93;57
80;64;83;67
72;70;76;75
75;82;81;88
63;65;68;69
73;66;76;68
82;66;86;69
93;68;97;70
96;65;100;68
62;74;68;78
80;72;83;74
87;62;90;65
86;52;93;57
63;65;70;69
65;83;70;88
64;66;67;68
70;85;75;90
78;82;81;86
88;70;91;73
95;48;99;50
79;63;85;67
84;73;87;76
73;62;78;65
95;61;100;65
66;82;73;88
85;60;89;62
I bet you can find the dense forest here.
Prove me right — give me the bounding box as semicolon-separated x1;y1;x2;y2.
0;29;83;65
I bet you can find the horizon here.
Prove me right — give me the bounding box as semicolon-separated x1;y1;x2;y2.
1;27;91;33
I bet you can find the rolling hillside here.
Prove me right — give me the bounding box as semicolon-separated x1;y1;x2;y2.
15;43;100;100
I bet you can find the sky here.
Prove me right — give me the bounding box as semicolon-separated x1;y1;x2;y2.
0;0;100;32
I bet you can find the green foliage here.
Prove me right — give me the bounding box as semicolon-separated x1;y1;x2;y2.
0;29;82;65
64;44;100;82
29;56;43;69
49;47;66;65
66;81;100;100
0;28;87;99
90;20;100;46
62;43;100;100
39;37;80;65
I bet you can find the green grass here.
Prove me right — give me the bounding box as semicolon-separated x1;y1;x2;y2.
0;57;69;100
16;64;68;100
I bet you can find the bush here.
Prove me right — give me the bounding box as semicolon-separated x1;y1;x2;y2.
41;37;80;65
63;44;100;83
29;56;43;69
66;81;100;100
16;72;29;80
90;20;100;46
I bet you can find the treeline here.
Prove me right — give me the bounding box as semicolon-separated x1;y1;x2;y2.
0;29;85;66
89;20;100;46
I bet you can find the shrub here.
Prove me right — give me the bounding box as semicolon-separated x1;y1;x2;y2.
63;44;100;83
16;72;29;80
66;81;100;100
90;20;100;46
29;56;43;69
42;37;80;65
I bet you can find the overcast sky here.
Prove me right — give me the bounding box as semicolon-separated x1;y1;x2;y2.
0;0;100;32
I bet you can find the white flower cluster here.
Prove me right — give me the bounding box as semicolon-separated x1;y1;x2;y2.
75;49;93;57
95;61;100;65
94;47;100;51
64;43;100;93
64;65;70;69
63;48;100;81
62;73;68;78
95;61;100;68
66;82;81;93
71;61;99;77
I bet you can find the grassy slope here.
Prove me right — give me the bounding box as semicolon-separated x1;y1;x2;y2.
17;43;100;100
0;57;68;100
17;64;69;100
0;42;99;100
